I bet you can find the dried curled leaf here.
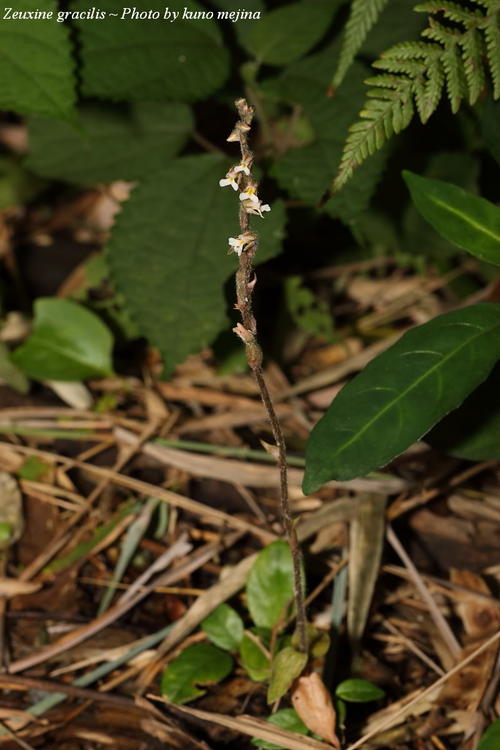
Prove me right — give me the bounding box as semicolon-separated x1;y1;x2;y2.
291;672;341;748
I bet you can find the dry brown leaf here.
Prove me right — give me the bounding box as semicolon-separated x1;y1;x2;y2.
291;672;341;748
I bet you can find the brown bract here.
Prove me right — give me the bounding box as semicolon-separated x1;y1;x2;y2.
291;672;341;748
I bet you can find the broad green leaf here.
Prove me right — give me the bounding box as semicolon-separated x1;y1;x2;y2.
107;154;285;373
481;98;500;168
403;171;500;267
0;0;75;118
0;157;45;211
245;0;340;65
251;708;309;750
0;341;29;394
267;647;307;703
11;298;114;381
246;541;294;628
478;719;500;750
26;102;193;185
239;629;271;682
73;0;229;102
267;54;388;222
427;363;500;460
303;303;500;491
161;643;233;704
335;678;385;703
212;0;263;47
201;604;244;651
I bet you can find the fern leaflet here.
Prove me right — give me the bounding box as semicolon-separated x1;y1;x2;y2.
332;0;391;90
334;0;500;191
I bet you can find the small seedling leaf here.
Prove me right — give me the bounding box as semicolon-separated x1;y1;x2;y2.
201;604;244;651
335;678;385;703
403;171;500;267
251;708;309;750
478;718;500;750
161;643;233;704
239;630;271;682
267;647;307;703
11;298;114;382
246;541;295;628
303;303;500;490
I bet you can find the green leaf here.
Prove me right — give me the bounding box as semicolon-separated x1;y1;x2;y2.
107;154;285;373
26;102;193;185
11;298;114;381
0;0;75;119
17;456;50;481
160;642;233;704
478;719;500;750
335;678;385;703
303;303;500;491
73;0;229;102
239;629;271;682
245;0;340;65
201;604;244;651
267;647;307;703
251;708;309;750
403;171;500;266
285;276;336;342
0;341;29;394
0;157;45;211
246;541;295;628
427;363;500;460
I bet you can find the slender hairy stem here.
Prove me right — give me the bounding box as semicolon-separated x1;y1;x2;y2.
225;98;308;653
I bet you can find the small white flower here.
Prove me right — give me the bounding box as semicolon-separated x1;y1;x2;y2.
219;176;238;191
248;202;271;217
239;186;260;204
234;157;252;176
228;231;256;256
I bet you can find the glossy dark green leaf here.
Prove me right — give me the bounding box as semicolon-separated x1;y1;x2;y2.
403;171;500;266
160;643;232;704
251;708;309;750
427;363;500;460
244;0;340;65
239;629;271;682
303;304;500;491
201;604;244;651
335;678;385;703
11;298;114;381
246;541;294;628
478;718;500;750
267;647;307;703
26;101;192;185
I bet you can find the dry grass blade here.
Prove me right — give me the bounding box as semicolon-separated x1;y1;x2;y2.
157;701;332;750
386;524;461;658
348;494;386;649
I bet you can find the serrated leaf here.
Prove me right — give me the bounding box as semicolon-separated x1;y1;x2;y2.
73;0;229;102
11;298;114;382
201;604;244;651
26;102;192;185
267;647;307;703
0;0;75;118
246;541;295;628
245;0;340;65
251;708;309;750
161;643;233;704
403;171;500;266
106;154;285;373
478;719;500;750
303;304;500;491
239;630;271;682
335;678;385;703
427;362;500;460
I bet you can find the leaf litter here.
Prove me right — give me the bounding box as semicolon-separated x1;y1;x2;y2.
0;250;499;750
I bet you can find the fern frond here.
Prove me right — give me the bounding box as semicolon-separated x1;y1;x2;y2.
334;0;500;192
331;0;391;90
